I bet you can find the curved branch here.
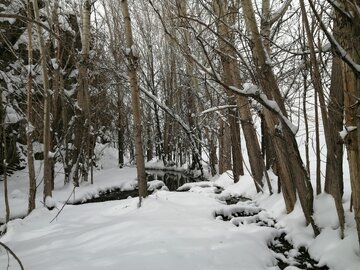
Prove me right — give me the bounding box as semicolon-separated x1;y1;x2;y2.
326;0;353;21
308;0;360;77
0;242;25;270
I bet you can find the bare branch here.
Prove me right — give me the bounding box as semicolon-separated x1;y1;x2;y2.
308;0;360;77
0;13;61;40
0;242;25;270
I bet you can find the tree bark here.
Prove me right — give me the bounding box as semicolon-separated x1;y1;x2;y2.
27;0;36;214
120;0;147;200
1;86;10;223
300;0;345;238
32;0;52;204
218;118;232;174
335;0;360;245
242;0;319;235
117;87;125;168
175;0;203;173
74;0;92;186
213;0;264;188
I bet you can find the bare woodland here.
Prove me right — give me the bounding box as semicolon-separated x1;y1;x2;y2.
1;0;360;250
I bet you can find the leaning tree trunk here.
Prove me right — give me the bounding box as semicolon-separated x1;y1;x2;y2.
213;0;266;190
32;0;52;204
213;0;244;182
27;0;36;214
300;0;345;238
120;0;147;201
242;0;319;235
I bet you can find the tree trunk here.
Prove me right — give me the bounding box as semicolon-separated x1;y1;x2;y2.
74;0;92;186
33;0;52;204
336;0;360;245
302;63;310;176
1;82;10;223
120;0;147;201
242;0;319;235
175;0;203;173
117;87;125;168
218;118;232;174
213;0;263;187
325;55;344;197
27;0;36;214
146;108;153;162
324;11;344;199
300;0;345;238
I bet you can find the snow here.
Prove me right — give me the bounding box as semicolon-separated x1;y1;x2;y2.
5;106;23;124
199;105;238;116
1;192;276;270
50;58;59;70
125;47;131;56
231;84;299;134
147;180;165;191
339;126;357;140
1;145;360;270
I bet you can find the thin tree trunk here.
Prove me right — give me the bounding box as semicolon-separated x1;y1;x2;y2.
146;108;153;162
27;0;36;214
302;62;310;176
314;81;321;195
1;90;10;223
120;0;147;201
300;0;344;238
117;88;125;168
175;0;203;173
33;0;52;204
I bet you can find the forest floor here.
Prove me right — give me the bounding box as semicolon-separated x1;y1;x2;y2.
0;144;360;270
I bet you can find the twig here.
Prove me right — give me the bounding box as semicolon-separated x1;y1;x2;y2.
49;186;76;223
0;242;25;270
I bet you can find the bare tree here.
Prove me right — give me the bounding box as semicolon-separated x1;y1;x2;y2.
73;0;92;186
213;0;266;190
27;0;36;213
299;0;345;238
1;86;10;223
120;0;148;201
308;0;360;244
32;0;52;204
241;0;319;235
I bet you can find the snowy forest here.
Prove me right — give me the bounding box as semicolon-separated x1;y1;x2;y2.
0;0;360;269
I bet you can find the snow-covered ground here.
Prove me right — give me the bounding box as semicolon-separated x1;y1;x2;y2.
1;143;360;269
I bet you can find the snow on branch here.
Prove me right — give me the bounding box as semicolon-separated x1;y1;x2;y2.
148;0;298;135
339;126;357;140
230;84;298;134
308;0;360;76
116;72;203;164
0;13;61;40
199;105;238;116
190;52;299;134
